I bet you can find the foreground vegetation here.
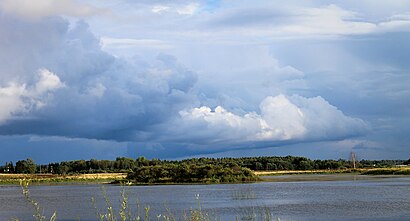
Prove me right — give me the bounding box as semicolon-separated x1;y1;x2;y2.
361;167;410;175
14;180;278;221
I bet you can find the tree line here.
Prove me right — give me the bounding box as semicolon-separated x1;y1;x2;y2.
1;156;409;175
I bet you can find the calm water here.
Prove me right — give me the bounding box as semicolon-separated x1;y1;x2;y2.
1;176;410;221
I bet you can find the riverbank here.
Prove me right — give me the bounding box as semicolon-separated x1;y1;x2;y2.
2;167;410;185
260;174;410;182
255;167;410;182
0;173;127;184
254;166;410;176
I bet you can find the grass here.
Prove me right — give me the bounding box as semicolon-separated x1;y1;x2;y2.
12;179;57;221
255;167;410;182
0;173;127;185
361;167;410;175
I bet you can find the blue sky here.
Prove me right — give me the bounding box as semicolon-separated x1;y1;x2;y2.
1;0;410;164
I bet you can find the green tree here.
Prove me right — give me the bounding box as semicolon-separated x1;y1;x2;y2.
15;158;37;174
136;156;149;167
2;161;14;173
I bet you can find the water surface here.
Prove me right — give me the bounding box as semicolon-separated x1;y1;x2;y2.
1;176;410;221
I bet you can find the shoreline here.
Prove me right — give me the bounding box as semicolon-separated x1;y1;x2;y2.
0;173;127;185
2;168;410;185
260;174;410;182
254;167;410;175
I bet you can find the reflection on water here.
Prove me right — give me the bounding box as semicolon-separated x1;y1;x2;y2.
1;176;410;221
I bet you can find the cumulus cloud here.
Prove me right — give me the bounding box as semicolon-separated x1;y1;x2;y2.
0;14;198;141
0;69;64;124
0;83;26;124
35;69;65;94
177;94;367;146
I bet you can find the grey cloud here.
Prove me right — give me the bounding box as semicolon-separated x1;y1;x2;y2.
209;7;292;27
0;15;198;142
0;0;108;20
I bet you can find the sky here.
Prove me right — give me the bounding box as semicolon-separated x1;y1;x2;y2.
0;0;410;164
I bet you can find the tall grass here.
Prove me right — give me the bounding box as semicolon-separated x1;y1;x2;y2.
12;179;57;221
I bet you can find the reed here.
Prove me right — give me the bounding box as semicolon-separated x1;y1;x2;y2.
11;179;57;221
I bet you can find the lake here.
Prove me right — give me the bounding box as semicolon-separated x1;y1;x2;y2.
1;176;410;221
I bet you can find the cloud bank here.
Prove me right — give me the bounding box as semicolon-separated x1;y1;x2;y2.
9;1;410;162
0;12;367;152
0;14;198;142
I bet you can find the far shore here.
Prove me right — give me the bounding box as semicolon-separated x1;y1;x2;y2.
253;169;355;176
259;174;410;182
2;167;410;185
254;167;410;176
255;167;410;182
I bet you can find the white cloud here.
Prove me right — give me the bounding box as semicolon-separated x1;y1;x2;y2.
179;105;264;142
258;95;306;140
0;0;107;20
152;5;170;14
0;68;64;124
178;94;367;145
176;3;199;15
35;68;65;94
149;3;199;16
0;83;26;124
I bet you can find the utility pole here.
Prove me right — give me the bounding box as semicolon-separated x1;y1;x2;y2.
350;152;357;169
